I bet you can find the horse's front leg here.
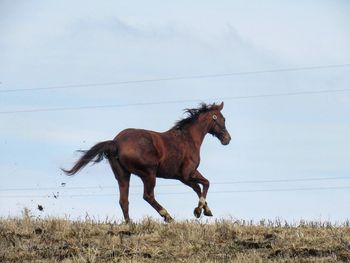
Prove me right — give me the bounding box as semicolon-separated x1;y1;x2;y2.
194;171;213;217
183;170;213;218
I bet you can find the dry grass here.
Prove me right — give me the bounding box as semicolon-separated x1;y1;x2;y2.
1;210;350;262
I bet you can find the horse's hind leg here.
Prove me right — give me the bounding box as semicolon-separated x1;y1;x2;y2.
141;175;173;223
108;157;131;223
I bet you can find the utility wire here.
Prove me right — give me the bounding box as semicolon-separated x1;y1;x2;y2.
1;176;349;192
1;63;350;93
1;185;350;198
1;88;350;115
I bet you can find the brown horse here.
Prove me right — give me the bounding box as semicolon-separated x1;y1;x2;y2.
62;102;231;222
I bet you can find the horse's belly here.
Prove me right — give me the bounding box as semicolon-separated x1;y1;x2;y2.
157;157;198;179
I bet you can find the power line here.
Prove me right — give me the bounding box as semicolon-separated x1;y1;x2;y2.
1;63;350;93
1;176;349;192
1;185;350;198
1;88;350;115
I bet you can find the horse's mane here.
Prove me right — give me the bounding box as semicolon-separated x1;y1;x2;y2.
172;102;219;130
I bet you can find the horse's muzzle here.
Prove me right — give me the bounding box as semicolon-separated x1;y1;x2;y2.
220;132;231;145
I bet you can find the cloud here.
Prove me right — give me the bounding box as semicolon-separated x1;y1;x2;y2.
69;16;178;41
0;116;109;146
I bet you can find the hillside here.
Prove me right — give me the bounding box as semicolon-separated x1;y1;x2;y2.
1;212;350;262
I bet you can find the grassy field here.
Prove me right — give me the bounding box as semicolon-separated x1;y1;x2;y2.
1;210;350;262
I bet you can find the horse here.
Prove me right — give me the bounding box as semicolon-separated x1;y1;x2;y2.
62;102;231;222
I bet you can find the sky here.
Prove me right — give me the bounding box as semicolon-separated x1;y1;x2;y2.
0;0;350;223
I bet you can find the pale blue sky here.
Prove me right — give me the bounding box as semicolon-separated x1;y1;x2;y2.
0;0;349;222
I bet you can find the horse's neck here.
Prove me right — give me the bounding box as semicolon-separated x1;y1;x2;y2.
187;120;210;149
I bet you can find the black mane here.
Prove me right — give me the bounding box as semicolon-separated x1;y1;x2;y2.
173;103;218;130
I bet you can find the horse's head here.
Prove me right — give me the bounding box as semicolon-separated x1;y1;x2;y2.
208;102;231;145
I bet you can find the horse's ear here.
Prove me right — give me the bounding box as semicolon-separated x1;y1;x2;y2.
218;101;224;111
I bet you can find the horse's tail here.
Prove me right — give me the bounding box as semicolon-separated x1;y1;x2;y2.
61;140;117;176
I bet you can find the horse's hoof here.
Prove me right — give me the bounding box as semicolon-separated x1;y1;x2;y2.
194;207;202;218
203;209;213;217
164;215;174;223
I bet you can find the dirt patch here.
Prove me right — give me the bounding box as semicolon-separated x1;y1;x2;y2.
269;247;336;259
234;238;273;249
